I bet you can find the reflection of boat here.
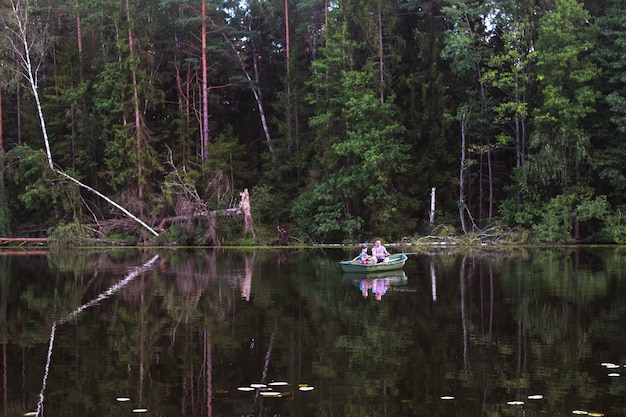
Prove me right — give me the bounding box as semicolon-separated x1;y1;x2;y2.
339;253;407;273
341;269;408;284
342;270;409;300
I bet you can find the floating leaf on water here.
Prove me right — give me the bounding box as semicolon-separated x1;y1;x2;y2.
268;381;289;386
260;391;281;397
601;363;619;368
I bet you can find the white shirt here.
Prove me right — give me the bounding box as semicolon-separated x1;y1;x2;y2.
372;245;388;259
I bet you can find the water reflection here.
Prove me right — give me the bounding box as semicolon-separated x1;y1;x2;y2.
342;270;411;300
2;247;626;416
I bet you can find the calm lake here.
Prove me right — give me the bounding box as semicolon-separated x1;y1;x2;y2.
2;246;625;416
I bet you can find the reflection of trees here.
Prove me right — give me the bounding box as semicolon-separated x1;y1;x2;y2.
0;252;160;415
285;253;413;416
2;249;310;416
469;247;618;416
6;247;626;417
387;247;626;417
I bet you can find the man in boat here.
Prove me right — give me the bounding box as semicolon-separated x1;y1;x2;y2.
371;240;390;263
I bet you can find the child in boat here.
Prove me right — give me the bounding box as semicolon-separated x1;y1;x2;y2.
358;245;370;264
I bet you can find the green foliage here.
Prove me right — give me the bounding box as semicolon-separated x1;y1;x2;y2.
526;0;600;194
0;205;10;237
502;173;610;243
602;209;626;244
3;146;83;228
303;46;409;239
593;0;626;203
531;194;576;243
215;214;250;245
530;187;608;243
432;224;458;237
204;127;249;183
48;221;94;248
3;0;626;244
291;180;363;242
250;183;277;225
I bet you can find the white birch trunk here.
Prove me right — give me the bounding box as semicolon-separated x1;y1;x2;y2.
125;0;144;199
7;0;159;237
9;0;54;169
429;187;436;224
459;114;468;234
222;32;273;156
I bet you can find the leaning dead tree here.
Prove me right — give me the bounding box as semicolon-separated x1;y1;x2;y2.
4;0;159;236
157;148;254;241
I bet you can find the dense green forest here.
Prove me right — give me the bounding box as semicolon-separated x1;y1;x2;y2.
1;0;625;245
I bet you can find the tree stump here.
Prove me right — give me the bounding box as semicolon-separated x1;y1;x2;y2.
239;188;255;237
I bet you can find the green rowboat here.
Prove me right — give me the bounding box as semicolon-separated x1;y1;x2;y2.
339;253;408;273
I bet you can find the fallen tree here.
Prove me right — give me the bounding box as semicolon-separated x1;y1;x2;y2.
157;188;255;239
4;2;256;243
4;0;159;236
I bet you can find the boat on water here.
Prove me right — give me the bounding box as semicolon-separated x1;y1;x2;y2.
339;253;408;273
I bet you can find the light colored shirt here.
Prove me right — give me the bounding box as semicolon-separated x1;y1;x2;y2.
372;245;389;259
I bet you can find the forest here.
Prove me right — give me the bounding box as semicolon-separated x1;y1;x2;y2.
1;0;625;245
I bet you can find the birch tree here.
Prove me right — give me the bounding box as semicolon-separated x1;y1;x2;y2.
2;0;159;236
228;1;274;157
441;0;494;231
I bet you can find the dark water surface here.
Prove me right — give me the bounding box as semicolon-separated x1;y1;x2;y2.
2;246;626;416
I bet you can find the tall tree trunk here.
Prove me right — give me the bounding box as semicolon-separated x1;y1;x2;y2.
125;0;144;201
459;111;477;233
0;79;8;235
201;0;210;160
377;8;384;104
252;50;272;156
325;0;328;31
16;81;22;145
223;29;273;157
75;1;83;84
477;60;492;223
515;88;527;206
73;1;84;172
478;134;483;223
459;114;468;234
516;89;523;169
285;0;293;154
0;77;3;150
9;0;54;169
487;145;493;218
